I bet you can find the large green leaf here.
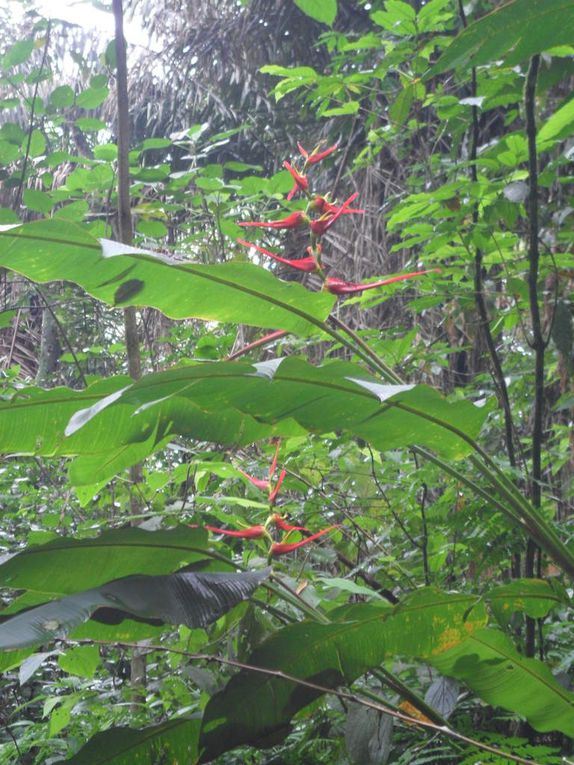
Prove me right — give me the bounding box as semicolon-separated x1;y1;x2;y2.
199;589;488;759
0;568;270;649
0;526;208;595
538;96;574;150
432;628;574;737
53;717;200;765
486;578;567;624
0;374;278;485
67;356;487;461
0;358;486;485
429;0;574;76
293;0;337;26
0;220;334;335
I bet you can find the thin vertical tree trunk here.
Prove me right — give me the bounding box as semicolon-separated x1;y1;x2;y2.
112;0;146;704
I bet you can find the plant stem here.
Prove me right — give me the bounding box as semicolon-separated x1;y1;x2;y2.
329;315;403;383
112;0;145;704
524;53;543;659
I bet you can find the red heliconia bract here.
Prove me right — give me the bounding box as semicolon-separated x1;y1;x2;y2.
310;195;364;216
325;269;439;295
284;161;309;200
237;468;270;493
268;469;287;505
239;211;306;230
270;525;339;556
205;524;267;539
237;239;318;273
309;192;361;237
272;514;310;532
297;142;338;165
237;441;287;505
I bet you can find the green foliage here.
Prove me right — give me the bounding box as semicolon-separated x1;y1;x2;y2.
1;0;574;762
294;0;338;26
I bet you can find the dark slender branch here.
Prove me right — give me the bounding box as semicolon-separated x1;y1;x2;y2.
412;450;431;586
336;551;399;604
33;286;88;387
74;639;545;765
14;23;51;211
457;1;516;468
367;445;420;549
524;54;543;659
113;0;141;382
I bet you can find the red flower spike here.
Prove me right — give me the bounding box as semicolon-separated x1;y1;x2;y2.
270;525;340;556
268;468;286;505
325;269;439;295
239;211;306;230
237;239;318;273
309;192;361;237
284;161;309;200
273;514;310;533
205;524;266;539
297;142;338;165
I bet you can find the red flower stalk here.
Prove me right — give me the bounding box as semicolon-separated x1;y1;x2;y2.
237;238;319;273
284;161;309;200
272;514;310;532
270;525;339;556
325;269;439;295
205;524;266;539
297;142;338;165
309;192;361;237
239;211;306;230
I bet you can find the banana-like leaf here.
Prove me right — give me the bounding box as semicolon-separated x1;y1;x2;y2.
431;627;574;736
0;526;208;594
0;568;270;649
199;584;574;760
68;357;484;459
0;358;486;486
0;220;334;335
199;589;488;759
53;717;201;765
486;578;568;625
429;0;574;75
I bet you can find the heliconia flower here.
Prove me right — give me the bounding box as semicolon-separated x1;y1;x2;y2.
238;441;286;505
239;211;307;230
284;161;309;200
205;524;267;539
325;269;439;295
309;192;361;237
297;142;338;165
237;238;319;273
270;525;339;556
272;514;310;532
310;195;364;216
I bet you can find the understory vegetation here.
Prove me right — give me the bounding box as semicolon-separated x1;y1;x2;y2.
0;0;573;762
